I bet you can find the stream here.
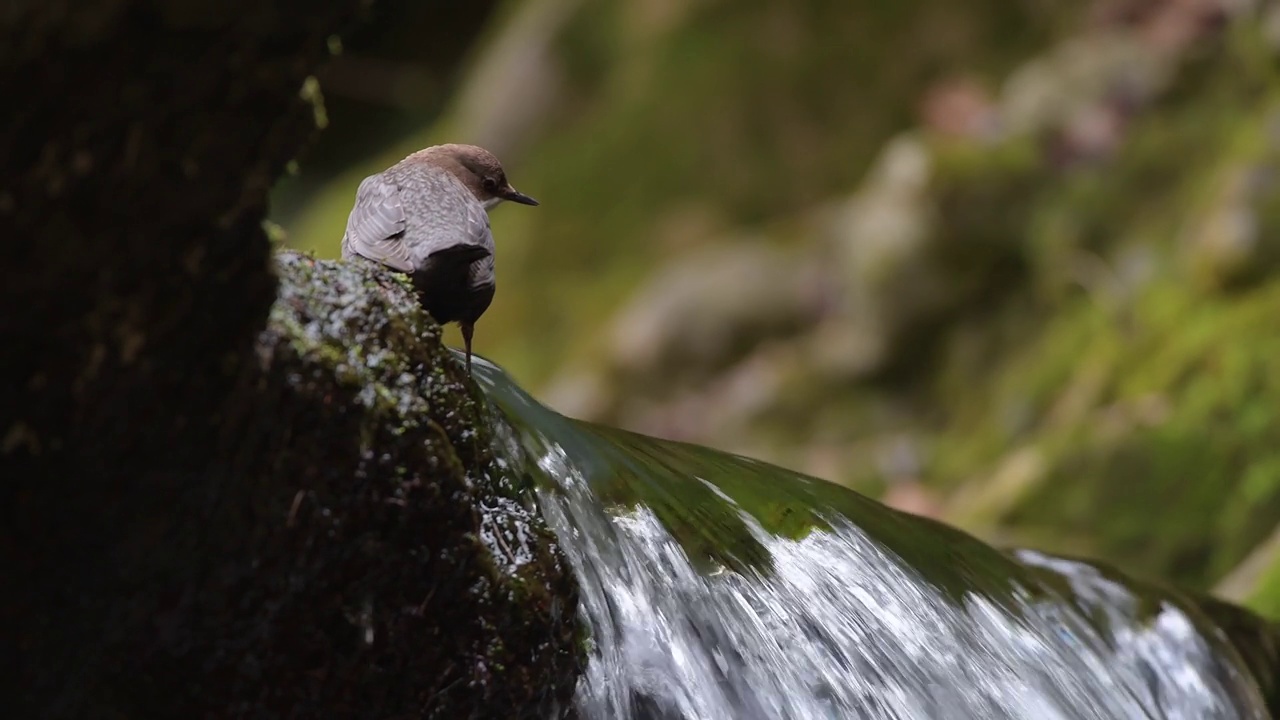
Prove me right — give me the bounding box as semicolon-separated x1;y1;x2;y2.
472;355;1275;719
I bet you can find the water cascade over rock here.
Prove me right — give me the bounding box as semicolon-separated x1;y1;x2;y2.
473;355;1280;719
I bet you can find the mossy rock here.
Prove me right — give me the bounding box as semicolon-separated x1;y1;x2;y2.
240;251;584;717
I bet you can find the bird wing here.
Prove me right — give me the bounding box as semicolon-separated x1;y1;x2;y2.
413;190;498;284
456;196;497;287
341;173;413;273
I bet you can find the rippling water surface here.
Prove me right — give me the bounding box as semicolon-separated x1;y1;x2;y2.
471;356;1272;720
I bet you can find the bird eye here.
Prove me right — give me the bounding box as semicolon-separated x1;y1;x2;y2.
482;176;499;191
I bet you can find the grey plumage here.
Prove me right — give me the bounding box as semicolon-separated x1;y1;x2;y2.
340;144;537;373
342;162;496;285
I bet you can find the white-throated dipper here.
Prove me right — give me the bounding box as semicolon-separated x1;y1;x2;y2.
340;143;538;373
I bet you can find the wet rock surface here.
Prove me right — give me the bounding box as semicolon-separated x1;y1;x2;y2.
241;253;583;718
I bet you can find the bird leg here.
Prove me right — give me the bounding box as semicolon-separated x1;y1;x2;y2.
460;321;474;375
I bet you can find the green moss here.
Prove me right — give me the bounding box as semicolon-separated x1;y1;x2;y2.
974;282;1280;583
935;282;1280;588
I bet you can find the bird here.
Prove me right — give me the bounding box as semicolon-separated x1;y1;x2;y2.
340;143;538;374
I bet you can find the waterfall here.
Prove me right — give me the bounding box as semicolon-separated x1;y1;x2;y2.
471;355;1274;720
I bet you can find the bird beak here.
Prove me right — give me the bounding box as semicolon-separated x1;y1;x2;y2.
501;185;539;206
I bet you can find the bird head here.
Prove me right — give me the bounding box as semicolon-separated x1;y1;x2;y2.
423;143;539;209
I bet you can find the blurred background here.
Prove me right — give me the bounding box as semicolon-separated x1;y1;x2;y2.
272;0;1280;601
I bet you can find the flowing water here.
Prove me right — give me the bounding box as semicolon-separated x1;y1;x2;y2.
470;356;1277;720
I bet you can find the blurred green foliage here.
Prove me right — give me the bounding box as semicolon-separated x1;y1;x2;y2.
280;0;1077;382
924;22;1280;592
